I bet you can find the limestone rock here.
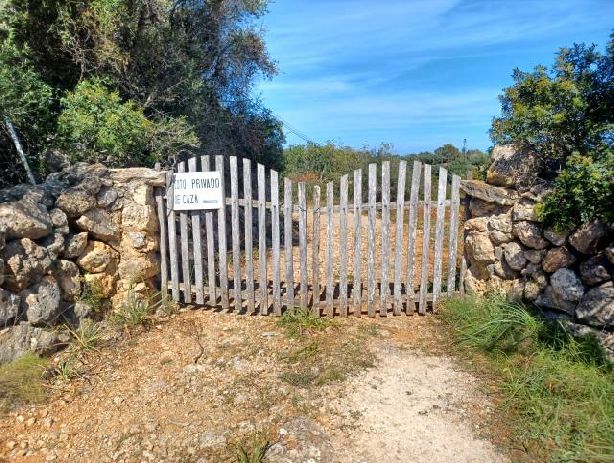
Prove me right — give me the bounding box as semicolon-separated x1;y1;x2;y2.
42;232;65;261
67;301;94;327
461;180;519;206
55;187;96;218
109;168;166;187
54;260;81;302
49;208;69;233
20;276;62;326
551;268;584;302
488;213;513;245
494;255;518;280
62;232;89;259
83;270;117;298
0;258;4;286
469;198;506;217
576;281;614;327
535;285;577;315
464;217;488;233
96;186;119;208
579;254;611;286
569;221;610;254
0;289;21;325
465;234;495;265
503;241;526;271
544;228;567;246
513;221;548;249
0;324;64;363
0;200;52;240
77;241;119;273
524;249;546;264
512;199;539;222
0;226;5;251
1;238;52;292
524;278;547;301
118;254;160;281
486;144;541;188
76;209;120;242
542;247;576;273
121;203;158;233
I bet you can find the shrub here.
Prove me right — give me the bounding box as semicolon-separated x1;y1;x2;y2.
538;151;614;231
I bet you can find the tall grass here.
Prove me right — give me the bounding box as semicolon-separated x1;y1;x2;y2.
0;353;48;411
441;294;614;462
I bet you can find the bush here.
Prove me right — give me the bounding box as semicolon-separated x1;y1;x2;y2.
539;152;614;231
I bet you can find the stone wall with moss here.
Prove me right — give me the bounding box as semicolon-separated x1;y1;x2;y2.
462;145;613;358
0;163;165;362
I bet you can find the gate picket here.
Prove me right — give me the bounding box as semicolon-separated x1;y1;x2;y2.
159;156;462;317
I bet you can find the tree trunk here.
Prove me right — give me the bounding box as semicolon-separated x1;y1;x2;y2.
3;116;37;185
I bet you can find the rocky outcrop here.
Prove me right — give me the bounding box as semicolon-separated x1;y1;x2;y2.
462;144;614;356
0;163;165;362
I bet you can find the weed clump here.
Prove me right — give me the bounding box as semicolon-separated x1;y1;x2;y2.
277;308;331;338
441;294;614;462
0;353;48;410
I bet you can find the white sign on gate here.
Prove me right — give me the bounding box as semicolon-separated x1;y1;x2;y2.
172;172;223;210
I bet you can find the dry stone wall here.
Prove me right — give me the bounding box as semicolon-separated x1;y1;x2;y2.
0;163;165;362
462;145;614;359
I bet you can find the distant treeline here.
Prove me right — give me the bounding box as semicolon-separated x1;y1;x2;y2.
282;142;490;200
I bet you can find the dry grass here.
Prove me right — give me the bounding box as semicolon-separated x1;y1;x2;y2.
0;353;48;412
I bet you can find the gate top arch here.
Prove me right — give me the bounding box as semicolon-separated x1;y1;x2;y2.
154;155;464;317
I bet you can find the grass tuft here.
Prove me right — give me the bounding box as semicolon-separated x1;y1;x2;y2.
66;319;103;351
231;432;270;463
277;308;331;337
440;294;614;462
0;353;48;411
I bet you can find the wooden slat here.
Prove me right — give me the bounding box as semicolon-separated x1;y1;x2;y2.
418;164;432;314
432;167;448;310
202;156;216;305
380;161;390;316
298;182;308;308
406;161;422;313
215;155;229;308
325;182;334;317
243;158;255;313
459;256;467;296
353;169;362;317
257;164;268;314
312;186;321;314
155;174;169;300
339;174;349;316
284;178;294;309
393;160;407;315
271;170;281;315
188;157;205;305
447;174;461;294
367;164;377;317
177;162;192;304
230;156;242;311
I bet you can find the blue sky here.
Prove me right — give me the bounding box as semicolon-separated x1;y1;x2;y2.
255;0;613;153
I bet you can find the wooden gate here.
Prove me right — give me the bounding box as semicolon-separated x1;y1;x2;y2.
155;155;465;316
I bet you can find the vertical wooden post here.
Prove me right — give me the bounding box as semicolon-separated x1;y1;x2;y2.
393;161;406;315
155;172;169;299
418;164;432;314
353;169;362;317
312;186;321;314
230;157;242;311
325;182;334;317
177;161;192;303
380;161;390;316
367;164;377;317
216;155;229;308
202;156;216;305
166;172;180;301
406;161;422;313
243;158;255;313
257;164;268;313
271;170;281;315
284;178;294;309
432;167;448;310
447;174;461;294
338;175;349;316
298;182;308;308
188;157;205;305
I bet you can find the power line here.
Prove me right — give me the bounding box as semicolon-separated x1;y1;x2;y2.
278;118;318;145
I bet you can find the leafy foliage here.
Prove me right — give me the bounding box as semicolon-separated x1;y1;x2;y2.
538;152;614;231
491;33;614;229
